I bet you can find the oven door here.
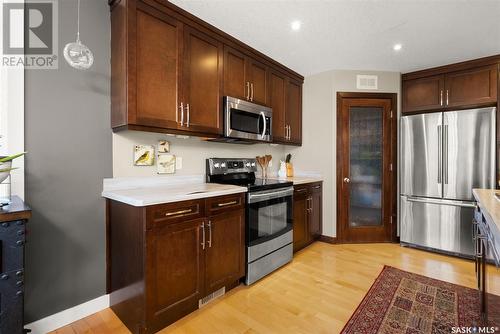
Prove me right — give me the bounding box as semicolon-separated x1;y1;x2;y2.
247;187;293;247
225;96;272;142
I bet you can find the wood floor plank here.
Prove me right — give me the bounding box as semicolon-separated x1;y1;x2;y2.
50;242;500;334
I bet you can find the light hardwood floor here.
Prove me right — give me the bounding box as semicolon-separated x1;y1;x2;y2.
50;242;500;334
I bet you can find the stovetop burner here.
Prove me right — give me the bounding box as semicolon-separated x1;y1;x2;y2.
206;158;293;191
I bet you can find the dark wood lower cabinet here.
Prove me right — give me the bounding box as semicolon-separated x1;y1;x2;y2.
107;193;245;334
145;218;205;333
205;210;245;294
293;182;323;252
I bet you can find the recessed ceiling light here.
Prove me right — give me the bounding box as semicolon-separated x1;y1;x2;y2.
393;43;402;51
291;20;302;31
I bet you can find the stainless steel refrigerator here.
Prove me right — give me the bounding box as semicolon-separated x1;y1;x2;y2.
400;107;496;257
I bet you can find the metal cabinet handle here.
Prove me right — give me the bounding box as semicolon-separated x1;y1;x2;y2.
446;89;449;106
208;220;212;248
246;82;250;100
201;222;205;250
251;83;254;101
288;126;292;140
165;209;192;217
180;102;184;126
217;200;238;207
186;103;190;128
440;90;443;106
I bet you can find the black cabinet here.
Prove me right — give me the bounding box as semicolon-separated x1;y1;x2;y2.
0;197;31;334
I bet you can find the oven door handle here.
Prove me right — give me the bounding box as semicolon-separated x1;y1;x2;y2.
260;112;267;139
248;187;294;203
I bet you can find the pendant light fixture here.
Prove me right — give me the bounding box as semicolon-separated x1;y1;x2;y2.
63;0;94;70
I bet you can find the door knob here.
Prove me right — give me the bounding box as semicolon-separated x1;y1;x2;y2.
343;177;350;184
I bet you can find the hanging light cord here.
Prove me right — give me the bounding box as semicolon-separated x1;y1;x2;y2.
76;0;81;43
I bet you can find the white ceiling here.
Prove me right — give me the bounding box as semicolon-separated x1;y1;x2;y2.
170;0;500;76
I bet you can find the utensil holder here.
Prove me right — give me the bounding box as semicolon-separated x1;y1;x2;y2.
286;163;294;177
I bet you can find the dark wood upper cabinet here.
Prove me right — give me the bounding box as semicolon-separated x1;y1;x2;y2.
135;8;182;129
145;218;205;331
269;70;287;141
223;47;269;105
402;75;444;113
223;46;248;101
286;78;303;145
182;26;223;135
205;209;245;295
247;58;269;105
402;57;499;114
445;65;498;109
111;0;304;142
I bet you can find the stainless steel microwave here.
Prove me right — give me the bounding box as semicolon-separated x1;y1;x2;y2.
224;96;272;142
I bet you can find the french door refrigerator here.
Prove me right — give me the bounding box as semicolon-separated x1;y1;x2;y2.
400;107;496;257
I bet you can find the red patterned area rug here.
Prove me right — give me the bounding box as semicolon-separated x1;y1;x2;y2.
341;266;500;334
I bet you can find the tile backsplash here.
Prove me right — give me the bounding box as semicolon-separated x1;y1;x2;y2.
113;131;287;177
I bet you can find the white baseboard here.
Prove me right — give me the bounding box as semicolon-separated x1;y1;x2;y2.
25;294;110;334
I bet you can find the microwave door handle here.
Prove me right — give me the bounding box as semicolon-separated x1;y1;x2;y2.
260;112;267;139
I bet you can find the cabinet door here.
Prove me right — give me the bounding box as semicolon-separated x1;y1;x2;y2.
182;26;223;135
269;70;287;141
293;188;309;252
223;46;248;100
146;218;205;327
286;78;303;145
445;65;498;109
402;75;445;113
309;184;322;238
248;58;268;105
205;210;245;295
135;9;182;129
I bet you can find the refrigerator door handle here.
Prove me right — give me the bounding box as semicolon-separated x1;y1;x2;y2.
444;124;448;184
406;196;477;208
437;125;442;184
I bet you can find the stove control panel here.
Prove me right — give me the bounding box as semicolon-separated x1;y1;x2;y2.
206;158;258;175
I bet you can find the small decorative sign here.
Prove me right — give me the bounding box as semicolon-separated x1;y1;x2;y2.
134;145;155;166
157;154;176;174
158;140;170;153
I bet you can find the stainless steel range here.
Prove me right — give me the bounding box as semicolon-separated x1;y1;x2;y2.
206;158;293;285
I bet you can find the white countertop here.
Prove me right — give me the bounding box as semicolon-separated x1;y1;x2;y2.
268;173;323;185
283;176;323;185
473;189;500;233
102;176;247;207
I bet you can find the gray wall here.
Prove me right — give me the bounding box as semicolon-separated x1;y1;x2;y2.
24;0;111;323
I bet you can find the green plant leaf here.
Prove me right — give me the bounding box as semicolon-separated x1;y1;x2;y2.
0;167;18;173
0;152;26;163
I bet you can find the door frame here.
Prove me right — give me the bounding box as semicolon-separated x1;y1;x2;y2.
336;92;398;243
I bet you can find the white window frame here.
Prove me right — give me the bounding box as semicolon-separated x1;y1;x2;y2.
0;0;25;200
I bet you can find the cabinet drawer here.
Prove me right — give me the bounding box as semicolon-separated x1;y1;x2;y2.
206;194;245;216
294;185;309;194
147;200;205;229
310;182;322;193
0;221;25;274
